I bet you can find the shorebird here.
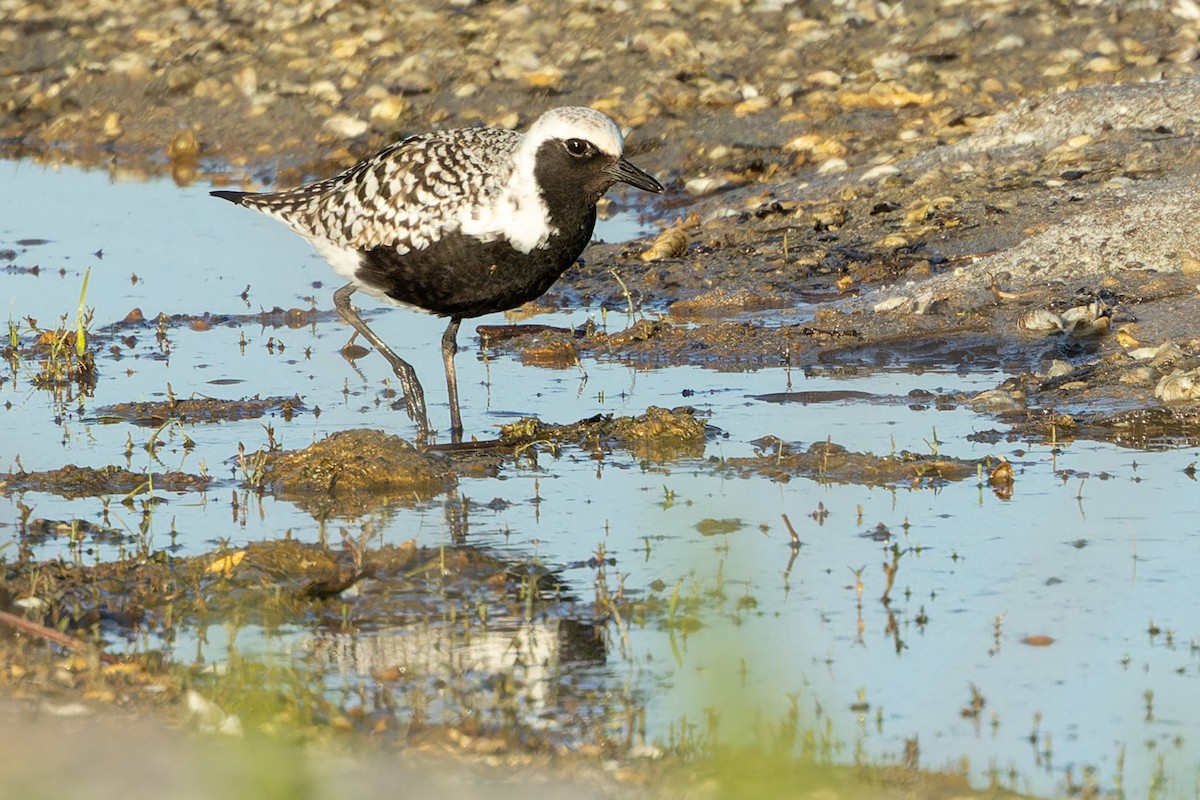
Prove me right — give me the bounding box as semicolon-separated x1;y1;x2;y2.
212;106;662;440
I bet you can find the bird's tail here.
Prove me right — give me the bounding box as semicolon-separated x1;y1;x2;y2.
210;190;251;205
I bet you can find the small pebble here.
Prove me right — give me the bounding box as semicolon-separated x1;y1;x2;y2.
322;114;369;139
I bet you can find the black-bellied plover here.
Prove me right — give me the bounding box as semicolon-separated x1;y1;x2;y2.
212;106;662;440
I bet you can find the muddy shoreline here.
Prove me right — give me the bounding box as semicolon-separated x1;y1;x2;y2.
6;2;1200;445
5;1;1200;797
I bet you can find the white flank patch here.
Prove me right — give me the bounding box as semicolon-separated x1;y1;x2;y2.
309;237;365;283
456;181;555;254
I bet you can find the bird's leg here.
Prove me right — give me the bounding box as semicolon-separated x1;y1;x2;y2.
332;283;429;434
442;317;463;442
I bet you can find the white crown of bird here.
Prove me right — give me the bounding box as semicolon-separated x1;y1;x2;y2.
520;107;625;158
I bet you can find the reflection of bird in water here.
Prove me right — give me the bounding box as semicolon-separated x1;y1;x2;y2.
213;107;663;441
557;618;607;665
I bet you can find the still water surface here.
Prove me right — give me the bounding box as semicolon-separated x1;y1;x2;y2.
3;160;1199;797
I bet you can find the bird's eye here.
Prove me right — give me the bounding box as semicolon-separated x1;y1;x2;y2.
565;138;590;157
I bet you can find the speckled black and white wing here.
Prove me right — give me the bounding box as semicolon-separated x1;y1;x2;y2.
212;106;658;316
227;128;524;265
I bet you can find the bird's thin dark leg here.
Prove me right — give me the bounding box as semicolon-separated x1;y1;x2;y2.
442;317;463;441
332;283;428;434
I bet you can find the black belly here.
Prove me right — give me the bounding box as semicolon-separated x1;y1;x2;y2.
355;211;596;319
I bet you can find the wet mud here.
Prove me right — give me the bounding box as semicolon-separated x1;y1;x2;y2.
3;463;209;498
725;437;991;490
95;394;303;426
6;1;1200;796
495;405;710;461
7;6;1200;454
255;428;453;516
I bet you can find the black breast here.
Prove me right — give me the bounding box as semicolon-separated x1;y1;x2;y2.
355;137;614;320
355;207;595;318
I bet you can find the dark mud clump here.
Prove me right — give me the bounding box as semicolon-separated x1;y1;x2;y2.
498;406;709;461
256;428;452;517
667;287;794;320
1013;405;1200;451
2;464;209;499
94;394;303;426
727;437;990;489
482;317;862;372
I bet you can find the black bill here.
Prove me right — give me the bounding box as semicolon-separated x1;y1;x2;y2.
605;157;665;193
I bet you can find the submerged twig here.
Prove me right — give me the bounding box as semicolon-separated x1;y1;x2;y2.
0;609;117;664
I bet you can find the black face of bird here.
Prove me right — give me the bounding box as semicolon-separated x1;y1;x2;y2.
533;137;663;207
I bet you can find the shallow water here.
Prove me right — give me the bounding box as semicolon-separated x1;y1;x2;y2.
4;161;1200;797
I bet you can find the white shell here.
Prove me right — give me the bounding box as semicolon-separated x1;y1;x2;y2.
1155;369;1200;402
1017;308;1063;332
873;295;913;313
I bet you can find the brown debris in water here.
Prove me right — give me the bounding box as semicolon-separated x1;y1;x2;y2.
518;335;580;369
639;222;689;262
4;316;98;392
728;437;989;489
2;464;209;498
1015;405;1200;450
96;394;303;426
668;287;791;319
602;319;666;349
259;428;452;516
196;538;418;610
498;406;709;461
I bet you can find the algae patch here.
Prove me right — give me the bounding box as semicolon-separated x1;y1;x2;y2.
728;437;988;488
94;394;303;426
695;518;744;536
2;464;209;498
498;406;709;461
257;428;452;516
